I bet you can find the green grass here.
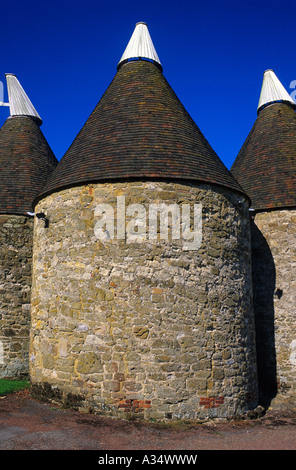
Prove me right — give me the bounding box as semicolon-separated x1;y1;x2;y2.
0;379;30;396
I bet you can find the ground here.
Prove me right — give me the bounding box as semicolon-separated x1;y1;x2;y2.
0;389;295;454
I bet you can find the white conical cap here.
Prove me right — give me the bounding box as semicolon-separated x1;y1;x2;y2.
5;73;42;125
257;69;296;113
118;22;162;69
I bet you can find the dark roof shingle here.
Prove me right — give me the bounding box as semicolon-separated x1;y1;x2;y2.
0;116;58;214
231;103;296;211
38;60;244;201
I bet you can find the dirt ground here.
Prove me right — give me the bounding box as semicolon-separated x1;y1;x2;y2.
0;389;295;455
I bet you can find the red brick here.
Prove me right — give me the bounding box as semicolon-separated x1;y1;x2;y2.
200;396;224;408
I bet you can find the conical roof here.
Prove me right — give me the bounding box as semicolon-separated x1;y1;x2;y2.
0;116;58;214
38;23;244;202
231;71;296;211
0;75;58;214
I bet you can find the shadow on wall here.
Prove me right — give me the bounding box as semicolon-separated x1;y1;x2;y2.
250;218;277;408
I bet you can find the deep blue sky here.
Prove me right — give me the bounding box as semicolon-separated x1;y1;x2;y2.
0;0;295;169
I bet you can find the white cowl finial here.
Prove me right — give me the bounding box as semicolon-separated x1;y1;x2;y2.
118;22;162;70
5;73;42;125
257;69;296;113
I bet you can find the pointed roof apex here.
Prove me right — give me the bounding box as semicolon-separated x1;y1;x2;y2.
257;69;296;114
118;22;162;71
5;73;42;125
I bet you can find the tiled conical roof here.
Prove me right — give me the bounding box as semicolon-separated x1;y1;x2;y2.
231;71;296;211
0;115;58;214
38;24;244;201
0;74;58;214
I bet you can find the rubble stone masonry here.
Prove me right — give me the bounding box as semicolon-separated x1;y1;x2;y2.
252;209;296;407
30;181;258;420
0;215;33;378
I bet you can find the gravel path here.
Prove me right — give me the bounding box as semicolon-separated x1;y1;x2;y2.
0;390;295;454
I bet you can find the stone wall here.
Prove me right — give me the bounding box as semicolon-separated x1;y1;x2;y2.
30;181;258;420
0;215;33;378
252;209;296;408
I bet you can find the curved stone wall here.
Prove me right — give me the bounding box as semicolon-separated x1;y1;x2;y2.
252;209;296;408
0;215;33;378
30;181;258;419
